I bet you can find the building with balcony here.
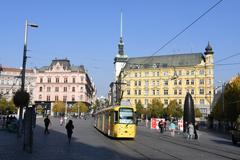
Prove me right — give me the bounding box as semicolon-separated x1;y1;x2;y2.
33;58;96;116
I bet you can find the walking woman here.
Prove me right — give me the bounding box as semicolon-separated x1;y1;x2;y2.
65;120;74;144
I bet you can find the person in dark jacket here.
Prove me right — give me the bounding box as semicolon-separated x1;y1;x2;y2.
65;120;74;144
44;116;51;135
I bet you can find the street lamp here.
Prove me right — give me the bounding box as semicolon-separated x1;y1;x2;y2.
18;19;38;138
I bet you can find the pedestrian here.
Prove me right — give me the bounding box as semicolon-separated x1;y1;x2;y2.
188;122;194;139
44;115;51;135
169;121;176;137
65;120;74;144
60;117;64;126
158;120;164;133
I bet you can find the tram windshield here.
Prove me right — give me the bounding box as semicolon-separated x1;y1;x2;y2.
119;108;134;124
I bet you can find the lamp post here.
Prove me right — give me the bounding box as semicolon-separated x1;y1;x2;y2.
18;19;38;138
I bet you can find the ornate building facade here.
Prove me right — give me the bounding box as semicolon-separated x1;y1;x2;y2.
33;59;96;115
115;42;214;119
0;66;36;103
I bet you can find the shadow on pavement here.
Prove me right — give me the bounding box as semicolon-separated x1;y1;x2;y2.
0;119;143;160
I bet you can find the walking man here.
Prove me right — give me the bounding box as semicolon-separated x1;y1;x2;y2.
44;115;51;135
65;120;74;144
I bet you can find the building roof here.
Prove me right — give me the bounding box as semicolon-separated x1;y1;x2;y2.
1;66;34;73
37;59;85;72
124;53;205;69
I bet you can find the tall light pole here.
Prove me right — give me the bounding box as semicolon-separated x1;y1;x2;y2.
218;81;226;117
18;19;38;138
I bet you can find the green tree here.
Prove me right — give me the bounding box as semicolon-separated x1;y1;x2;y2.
167;100;183;119
195;108;202;118
136;101;144;119
0;97;8;114
148;98;164;118
8;99;17;114
72;101;88;115
36;105;44;115
52;101;65;114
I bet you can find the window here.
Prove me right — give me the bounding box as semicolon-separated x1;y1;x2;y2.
157;72;160;77
56;77;59;83
135;90;137;95
55;87;59;92
39;94;42;100
199;69;205;75
156;90;159;95
191;70;195;75
152;80;155;86
138;81;141;86
39;87;43;92
40;78;43;83
179;89;182;95
179;99;182;105
164;99;168;105
191;79;194;85
164;80;168;86
72;95;75;101
152;90;155;95
127;81;130;86
127;90;130;95
200;99;205;105
164;89;168;95
199;88;204;95
191;89;194;95
64;87;67;92
199;79;204;85
174;89;177;95
47;95;50;101
81;76;84;82
186;80;189;85
72;77;76;83
156;80;160;86
72;87;75;92
138;90;141;95
55;96;59;101
174;80;177;85
47;87;51;92
47;78;51;83
134;81;137;86
144;99;149;105
80;95;83;100
178;80;182;85
64;78;68;83
163;71;168;76
186;71;189;75
135;73;138;77
63;96;67;102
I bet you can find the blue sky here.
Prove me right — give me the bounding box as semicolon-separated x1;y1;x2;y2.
0;0;239;97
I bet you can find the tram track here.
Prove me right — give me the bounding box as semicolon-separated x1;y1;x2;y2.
138;132;239;160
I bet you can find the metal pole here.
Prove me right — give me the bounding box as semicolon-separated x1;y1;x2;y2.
18;20;28;138
222;82;225;114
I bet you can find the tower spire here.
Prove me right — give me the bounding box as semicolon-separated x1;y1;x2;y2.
120;11;123;38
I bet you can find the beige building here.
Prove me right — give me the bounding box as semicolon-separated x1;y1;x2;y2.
115;42;214;119
0;66;36;104
33;59;96;115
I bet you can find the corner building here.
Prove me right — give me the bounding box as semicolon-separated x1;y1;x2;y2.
33;59;95;115
118;43;214;119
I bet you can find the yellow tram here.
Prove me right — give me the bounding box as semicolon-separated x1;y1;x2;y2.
94;105;136;139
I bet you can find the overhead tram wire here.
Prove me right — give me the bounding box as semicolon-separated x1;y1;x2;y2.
215;52;240;64
138;0;224;65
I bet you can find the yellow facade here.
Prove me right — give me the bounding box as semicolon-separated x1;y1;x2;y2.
120;49;214;118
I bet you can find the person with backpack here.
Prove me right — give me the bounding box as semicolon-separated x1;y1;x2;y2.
65;120;74;144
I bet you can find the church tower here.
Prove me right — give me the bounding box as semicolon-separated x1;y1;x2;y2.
114;12;128;80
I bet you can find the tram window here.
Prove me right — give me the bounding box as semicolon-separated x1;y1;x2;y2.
114;111;118;123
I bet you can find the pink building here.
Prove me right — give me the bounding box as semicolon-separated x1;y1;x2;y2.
33;59;96;116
